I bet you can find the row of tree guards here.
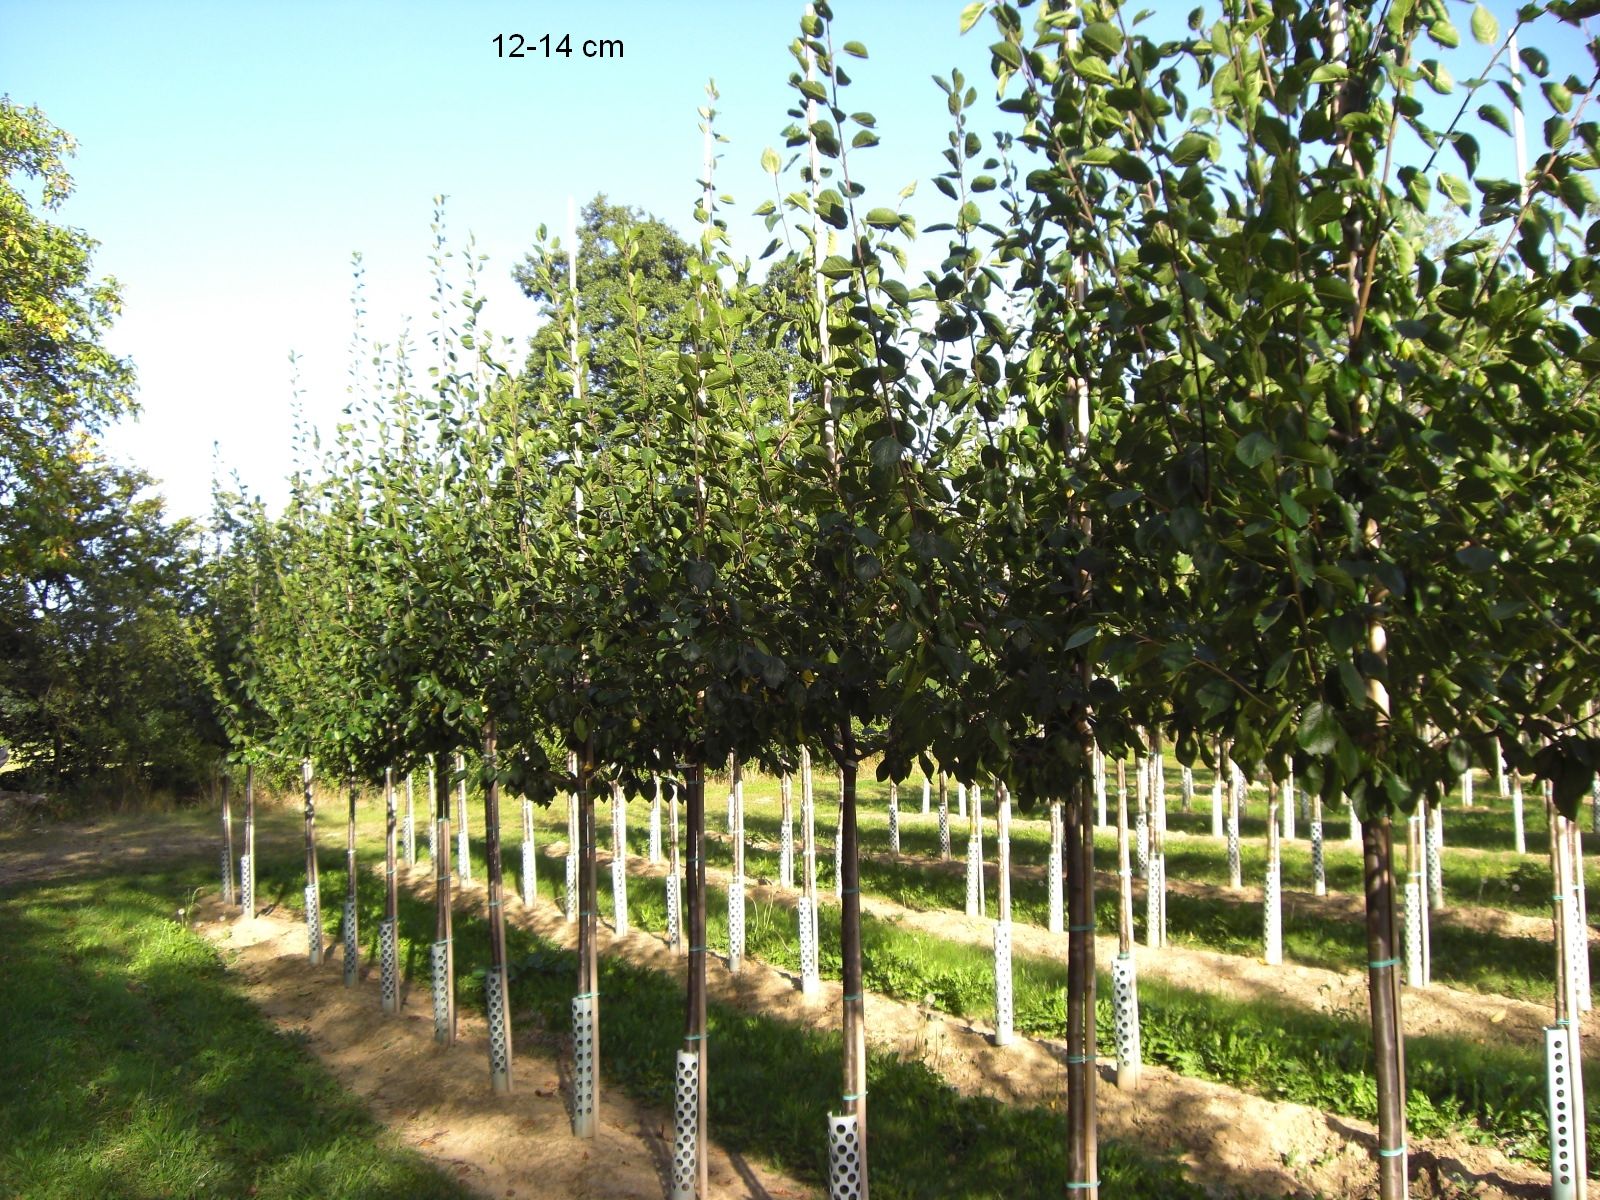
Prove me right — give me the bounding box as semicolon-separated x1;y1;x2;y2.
215;739;1592;1200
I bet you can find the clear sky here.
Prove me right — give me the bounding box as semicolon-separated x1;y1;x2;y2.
2;1;1577;522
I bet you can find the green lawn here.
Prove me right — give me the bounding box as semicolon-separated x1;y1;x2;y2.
0;864;470;1200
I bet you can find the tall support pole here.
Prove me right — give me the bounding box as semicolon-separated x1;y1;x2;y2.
483;722;512;1093
1282;768;1296;840
676;758;709;1200
433;754;455;1045
302;758;323;965
382;767;399;1016
800;745;821;997
1363;815;1408;1200
455;751;472;886
242;763;256;920
837;741;869;1200
221;772;235;906
344;773;360;987
780;771;795;889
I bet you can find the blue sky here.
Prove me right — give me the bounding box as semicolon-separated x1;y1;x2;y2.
2;1;1582;521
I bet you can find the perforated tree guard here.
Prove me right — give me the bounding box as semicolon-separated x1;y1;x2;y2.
613;858;630;938
1147;855;1165;948
1565;894;1589;1014
965;836;982;917
431;940;451;1042
343;900;359;986
1263;864;1282;965
888;790;900;855
1211;776;1224;839
1226;816;1241;888
1135;810;1149;880
239;854;253;917
565;843;578;924
827;1113;863;1200
571;995;595;1136
1426;809;1443;905
1405;879;1425;987
671;1050;699;1200
728;874;745;970
458;819;472;886
1547;1025;1579;1200
1282;780;1296;840
1112;952;1141;1086
1047;820;1064;935
380;918;398;1014
522;839;536;906
403;808;415;866
482;965;510;1092
799;895;820;995
653;873;673;954
938;805;951;858
993;920;1014;1047
305;885;323;965
780;811;794;890
1311;821;1326;896
221;847;234;905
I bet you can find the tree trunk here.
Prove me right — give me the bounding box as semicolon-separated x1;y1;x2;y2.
838;732;869;1199
1362;815;1407;1199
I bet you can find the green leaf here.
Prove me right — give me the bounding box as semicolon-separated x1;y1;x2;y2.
958;1;987;34
761;146;781;175
819;254;855;279
1478;104;1513;136
1083;22;1123;57
843;40;869;58
1170;132;1217;166
1297;701;1340;755
1064;624;1098;651
1309;63;1349;84
1235;431;1276;467
869;436;902;468
1438;172;1472;213
1470;3;1499;44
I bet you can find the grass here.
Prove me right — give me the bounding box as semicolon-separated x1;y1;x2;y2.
0;865;472;1200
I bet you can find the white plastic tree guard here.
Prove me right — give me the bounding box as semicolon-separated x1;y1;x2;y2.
1112;952;1141;1091
404;774;416;866
486;966;512;1093
565;792;579;924
780;773;795;889
958;781;967;821
239;854;253;918
965;831;983;918
522;835;537;908
938;789;951;859
1135;806;1149;880
888;781;900;856
221;845;234;906
305;883;323;965
1282;775;1295;840
1405;879;1426;988
1461;768;1474;808
671;1050;699;1200
612;783;629;938
1226;774;1242;890
427;764;438;862
993;920;1014;1046
1048;803;1064;935
380;918;399;1015
571;995;596;1137
1311;811;1326;897
665;869;681;950
799;895;820;995
1211;755;1224;839
827;1112;863;1200
1426;803;1444;911
1547;1025;1579;1200
1146;853;1165;949
1348;797;1360;845
343;900;360;987
649;776;663;865
431;939;451;1042
729;872;746;971
1513;774;1527;855
1263;860;1282;965
1181;765;1194;813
